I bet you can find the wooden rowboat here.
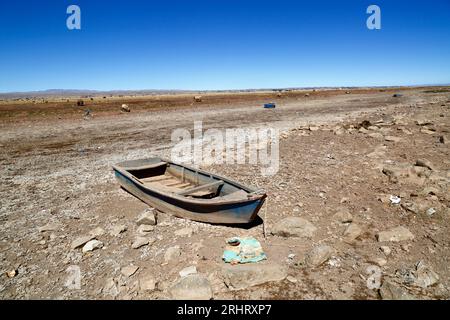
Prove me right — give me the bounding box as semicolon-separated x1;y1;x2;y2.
112;158;267;224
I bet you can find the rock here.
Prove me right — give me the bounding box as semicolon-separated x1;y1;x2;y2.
415;119;432;126
367;132;384;140
174;227;193;237
139;274;157;292
221;263;288;290
286;275;297;283
169;274;212;300
420;128;435;135
377;226;414;242
439;135;448;144
369;257;387;267
110;224;127;236
137;224;154;236
121;104;130;112
305;245;335;267
271;217;317;238
414;261;439;288
309;126;319;131
82;239;103;253
121;265;139;277
379;281;415;300
164;246;181;263
343;223;362;241
6;270;17;278
333;209;353;223
71;235;96;249
179;266;197;277
131;236;151;249
89;227;105;237
380;246;391;256
193;95;202;102
38;222;61;232
385;136;402;142
136;208;156;226
103;278;119;298
415;159;434;171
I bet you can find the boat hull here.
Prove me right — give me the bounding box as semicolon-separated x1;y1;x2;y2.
114;169;266;224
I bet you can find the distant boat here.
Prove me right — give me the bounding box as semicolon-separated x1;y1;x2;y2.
264;103;276;108
112;158;267;224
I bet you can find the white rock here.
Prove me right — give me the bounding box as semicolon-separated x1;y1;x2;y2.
343;223;362;241
71;235;96;249
305;245;335;267
169;274;212;300
377;226;414;242
139;274;157;292
136;208;156;226
110;224;127;236
82;239;103;253
164;246;181;263
221;263;288;290
380;246;392;256
271;217;317;238
179;266;197;277
137;224;154;236
131;236;151;249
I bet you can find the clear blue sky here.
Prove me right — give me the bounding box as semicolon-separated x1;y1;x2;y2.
0;0;449;92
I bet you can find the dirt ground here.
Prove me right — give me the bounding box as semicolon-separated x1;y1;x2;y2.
0;87;449;299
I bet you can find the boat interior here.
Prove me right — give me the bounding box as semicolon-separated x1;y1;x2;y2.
122;159;250;200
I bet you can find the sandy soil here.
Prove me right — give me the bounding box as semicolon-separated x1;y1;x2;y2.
0;87;449;299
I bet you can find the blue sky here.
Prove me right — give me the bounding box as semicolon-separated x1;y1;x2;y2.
0;0;449;92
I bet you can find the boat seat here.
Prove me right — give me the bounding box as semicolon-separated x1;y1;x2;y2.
177;180;224;196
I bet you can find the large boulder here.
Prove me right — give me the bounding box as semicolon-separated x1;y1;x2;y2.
271;217;317;238
221;263;288;290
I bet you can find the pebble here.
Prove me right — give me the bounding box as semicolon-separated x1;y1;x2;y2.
305;245;335;267
376;226;414;242
121;265;139;277
136;208;156;226
82;239;103;253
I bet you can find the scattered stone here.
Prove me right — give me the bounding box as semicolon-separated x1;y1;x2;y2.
377;226;414;242
136;208;156;226
367;132;384;140
415;159;434;171
333;208;353;223
385;136;402;142
82;239;103;253
415;119;432;126
379;281;415;300
174;227;193;237
426;208;436;217
137;224;154;236
110;224;127;236
131;236;151;249
121;265;139;277
420;128;435;135
309;126;319;131
305;245;335;267
164;246;181;263
139;274;157;292
169;274;212;300
194;95;202;102
38;222;61;233
221;263;288;290
271;217;317;238
103;278;119;298
71;235;96;249
343;223;362;241
121;104;130;112
89;227;105;237
380;246;391;256
369;257;387;267
439;135;448;144
179;266;197;277
6;270;17;278
414;261;439;288
286;275;297;283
